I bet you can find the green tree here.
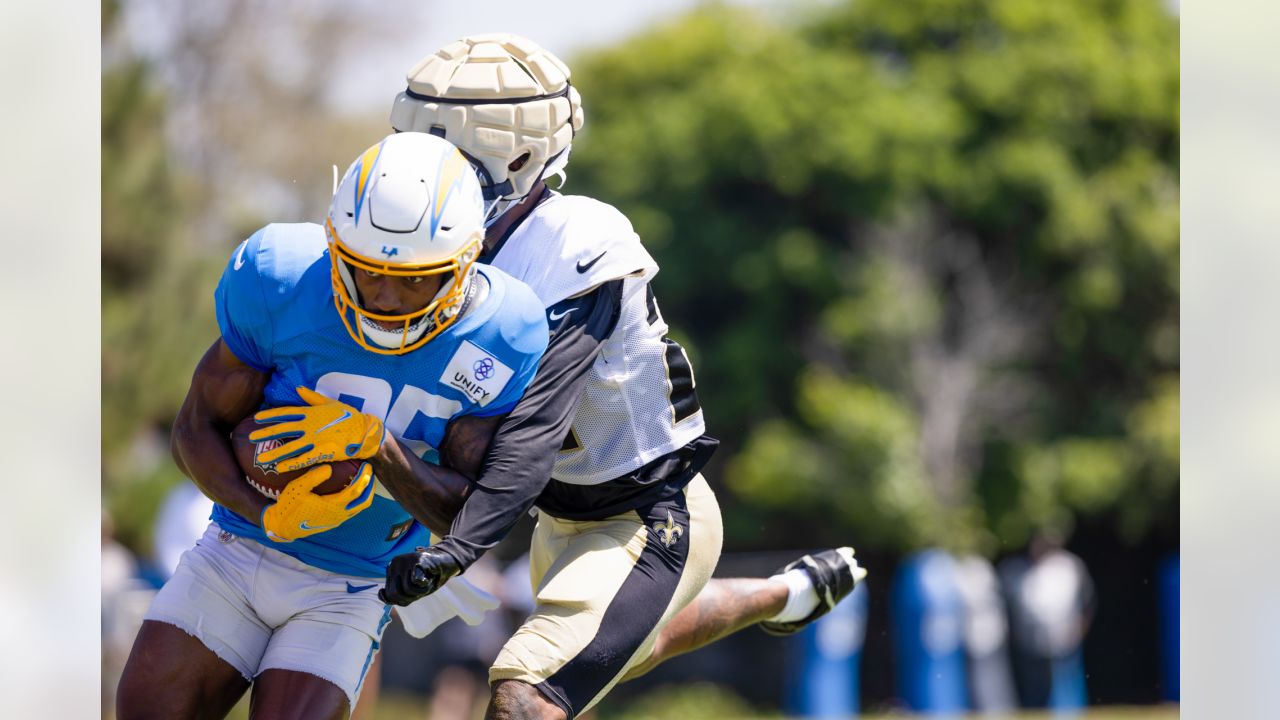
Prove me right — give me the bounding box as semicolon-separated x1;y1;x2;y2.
102;3;214;548
101;0;400;549
568;0;1178;553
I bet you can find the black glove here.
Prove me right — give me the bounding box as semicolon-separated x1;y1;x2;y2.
379;546;461;606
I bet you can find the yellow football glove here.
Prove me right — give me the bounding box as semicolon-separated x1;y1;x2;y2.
251;386;386;473
261;462;376;543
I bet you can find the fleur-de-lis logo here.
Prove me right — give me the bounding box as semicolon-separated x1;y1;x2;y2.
652;511;684;548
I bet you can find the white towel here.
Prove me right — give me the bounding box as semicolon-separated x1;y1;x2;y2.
394;575;500;638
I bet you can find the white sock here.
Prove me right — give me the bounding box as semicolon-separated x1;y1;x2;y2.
767;567;820;623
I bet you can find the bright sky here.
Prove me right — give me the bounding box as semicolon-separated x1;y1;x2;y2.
121;0;807;113
121;0;1174;115
336;0;795;107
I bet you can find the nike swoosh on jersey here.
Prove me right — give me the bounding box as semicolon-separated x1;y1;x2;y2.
548;307;574;322
346;582;378;594
576;251;607;273
234;242;249;270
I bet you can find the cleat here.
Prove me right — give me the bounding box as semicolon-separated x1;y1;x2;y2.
761;547;867;636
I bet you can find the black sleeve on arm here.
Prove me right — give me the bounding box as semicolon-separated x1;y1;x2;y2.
432;279;624;569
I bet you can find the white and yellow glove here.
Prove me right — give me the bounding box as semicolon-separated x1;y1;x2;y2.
261;462;376;543
251;386;386;473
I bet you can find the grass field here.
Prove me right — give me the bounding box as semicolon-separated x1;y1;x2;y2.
222;689;1177;720
211;673;1182;720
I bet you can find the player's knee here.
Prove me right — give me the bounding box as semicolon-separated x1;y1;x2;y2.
487;680;565;720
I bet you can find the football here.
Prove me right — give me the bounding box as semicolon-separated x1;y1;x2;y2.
230;416;363;499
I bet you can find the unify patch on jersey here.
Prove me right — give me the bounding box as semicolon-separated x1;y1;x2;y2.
441;340;514;407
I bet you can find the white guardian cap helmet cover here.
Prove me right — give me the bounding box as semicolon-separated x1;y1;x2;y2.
389;33;585;224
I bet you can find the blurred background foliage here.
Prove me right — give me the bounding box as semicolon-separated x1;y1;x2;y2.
569;0;1179;556
103;0;1177;562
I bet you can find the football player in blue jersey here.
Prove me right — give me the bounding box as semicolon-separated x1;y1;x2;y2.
272;35;869;720
117;132;549;720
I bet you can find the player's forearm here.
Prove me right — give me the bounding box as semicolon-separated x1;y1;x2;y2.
431;282;623;569
370;436;472;537
430;445;554;569
172;412;270;523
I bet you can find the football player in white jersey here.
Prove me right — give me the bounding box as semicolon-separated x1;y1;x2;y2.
275;35;866;720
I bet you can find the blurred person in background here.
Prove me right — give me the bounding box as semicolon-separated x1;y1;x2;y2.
367;34;867;720
1001;532;1096;710
116;133;548;720
954;555;1018;713
103;511;154;717
152;481;216;581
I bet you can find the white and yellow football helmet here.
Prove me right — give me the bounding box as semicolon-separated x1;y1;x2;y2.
389;33;585;225
326;132;485;355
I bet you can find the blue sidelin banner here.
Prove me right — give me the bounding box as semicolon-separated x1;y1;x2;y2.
892;550;969;713
784;581;869;717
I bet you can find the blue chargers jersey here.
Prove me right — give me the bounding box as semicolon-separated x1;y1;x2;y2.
209;223;548;578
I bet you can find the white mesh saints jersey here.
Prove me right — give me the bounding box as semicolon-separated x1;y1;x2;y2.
487;193;705;485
